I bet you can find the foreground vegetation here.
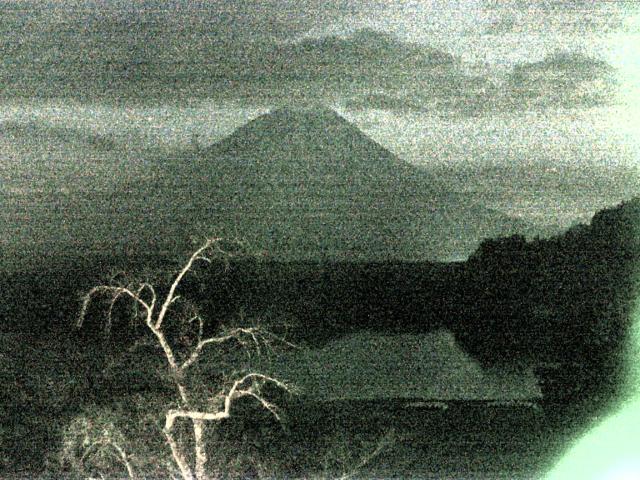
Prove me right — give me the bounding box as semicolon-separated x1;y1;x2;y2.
3;198;640;478
0;242;552;480
3;239;404;479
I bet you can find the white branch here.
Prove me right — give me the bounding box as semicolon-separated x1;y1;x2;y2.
110;442;137;480
164;408;230;432
136;282;157;313
235;389;281;421
79;285;180;373
75;238;296;480
80;439;137;480
164;373;291;432
180;327;261;370
163;429;194;480
224;373;291;416
155;238;221;330
338;430;395;480
262;330;300;351
78;285;152;332
148;324;181;374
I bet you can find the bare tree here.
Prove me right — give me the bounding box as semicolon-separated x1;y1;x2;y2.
77;238;294;480
60;408;136;480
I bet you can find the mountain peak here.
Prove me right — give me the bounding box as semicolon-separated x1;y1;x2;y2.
268;104;343;117
195;103;437;260
207;104;385;160
249;105;349;130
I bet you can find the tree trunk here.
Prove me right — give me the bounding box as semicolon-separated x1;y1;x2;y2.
193;418;208;480
163;428;194;480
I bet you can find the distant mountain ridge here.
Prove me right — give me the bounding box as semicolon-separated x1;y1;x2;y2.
1;106;535;271
182;106;533;261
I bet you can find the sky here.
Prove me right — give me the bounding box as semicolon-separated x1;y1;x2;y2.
1;0;640;265
2;1;637;151
2;0;638;106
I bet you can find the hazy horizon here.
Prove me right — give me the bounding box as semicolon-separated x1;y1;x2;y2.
1;0;640;268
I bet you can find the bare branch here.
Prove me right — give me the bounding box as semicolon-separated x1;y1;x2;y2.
163;429;194;480
79;438;137;480
164;408;230;432
226;373;292;404
235;389;281;421
74;238;296;480
180;327;284;370
155;238;221;330
136;282;157;313
200;327;260;348
262;330;300;351
146;324;181;375
105;289;132;335
78;285;152;333
338;430;396;480
164;373;292;432
110;442;137;480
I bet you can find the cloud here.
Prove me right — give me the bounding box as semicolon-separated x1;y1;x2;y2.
344;93;426;112
343;50;618;114
483;16;519;35
229;29;458;93
483;0;637;35
0;4;620;115
505;52;617;108
0;14;482;110
342;74;497;115
287;29;456;71
266;29;502;114
176;29;465;108
0;19;462;103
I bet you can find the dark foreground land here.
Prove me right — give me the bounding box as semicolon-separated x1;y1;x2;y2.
1;329;605;479
2;198;639;478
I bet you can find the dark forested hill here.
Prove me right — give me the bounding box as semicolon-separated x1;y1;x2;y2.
451;197;640;405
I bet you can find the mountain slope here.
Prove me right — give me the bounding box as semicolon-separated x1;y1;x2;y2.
171;106;442;259
181;106;531;260
1;107;534;270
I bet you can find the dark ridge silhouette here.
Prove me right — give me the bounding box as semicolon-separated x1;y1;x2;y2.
4;197;637;354
0;198;637;434
453;197;640;410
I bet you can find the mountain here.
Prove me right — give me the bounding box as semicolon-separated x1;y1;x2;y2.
1;106;534;271
174;106;532;261
187;106;435;259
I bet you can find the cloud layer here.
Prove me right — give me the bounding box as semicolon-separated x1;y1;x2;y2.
505;52;617;108
0;1;622;113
